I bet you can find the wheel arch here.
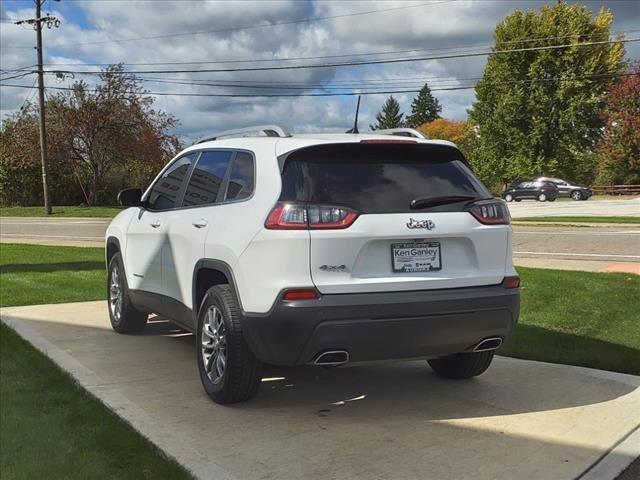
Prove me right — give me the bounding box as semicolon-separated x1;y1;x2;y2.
193;259;243;317
106;236;122;266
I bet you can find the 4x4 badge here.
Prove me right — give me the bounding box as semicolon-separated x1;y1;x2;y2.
406;218;435;230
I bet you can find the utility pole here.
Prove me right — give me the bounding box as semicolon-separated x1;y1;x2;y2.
15;1;60;215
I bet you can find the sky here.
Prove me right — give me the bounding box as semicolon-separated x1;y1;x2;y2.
1;0;639;143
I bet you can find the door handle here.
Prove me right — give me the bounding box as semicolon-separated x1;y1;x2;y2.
150;220;162;228
192;219;208;229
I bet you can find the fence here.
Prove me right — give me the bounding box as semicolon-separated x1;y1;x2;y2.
591;185;640;195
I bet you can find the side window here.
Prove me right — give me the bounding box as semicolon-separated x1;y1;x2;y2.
225;152;255;201
182;151;233;207
146;154;196;211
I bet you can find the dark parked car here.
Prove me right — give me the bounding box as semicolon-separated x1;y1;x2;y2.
535;177;593;201
502;180;559;202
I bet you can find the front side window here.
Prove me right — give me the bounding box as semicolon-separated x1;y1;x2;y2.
182;150;233;207
146;154;196;211
225;152;255;201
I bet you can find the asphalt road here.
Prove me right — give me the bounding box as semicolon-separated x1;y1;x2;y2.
1;216;638;264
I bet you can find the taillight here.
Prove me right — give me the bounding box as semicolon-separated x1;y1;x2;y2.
469;199;511;225
282;288;319;300
502;276;520;289
265;202;358;230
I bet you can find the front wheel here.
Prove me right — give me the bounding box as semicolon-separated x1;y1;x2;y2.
196;285;263;404
504;194;514;202
428;351;495;379
107;253;147;334
571;190;583;201
537;193;547;202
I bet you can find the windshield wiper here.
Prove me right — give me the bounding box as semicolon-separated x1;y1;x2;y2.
410;195;478;210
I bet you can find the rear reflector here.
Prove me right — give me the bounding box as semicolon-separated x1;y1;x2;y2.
502;276;520;289
283;289;319;300
266;202;358;230
469;199;511;225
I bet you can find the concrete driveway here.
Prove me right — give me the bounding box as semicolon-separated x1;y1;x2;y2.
2;301;638;480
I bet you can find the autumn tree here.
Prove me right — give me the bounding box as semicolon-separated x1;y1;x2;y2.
595;63;640;185
418;118;478;161
469;2;625;187
1;65;180;206
370;96;404;130
405;83;441;128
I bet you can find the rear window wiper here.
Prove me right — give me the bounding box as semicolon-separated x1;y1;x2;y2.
410;195;478;210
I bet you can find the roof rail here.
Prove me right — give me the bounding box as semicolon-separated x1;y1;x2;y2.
195;124;291;144
375;128;426;139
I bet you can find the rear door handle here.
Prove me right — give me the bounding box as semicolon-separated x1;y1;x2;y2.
150;220;162;228
192;219;208;229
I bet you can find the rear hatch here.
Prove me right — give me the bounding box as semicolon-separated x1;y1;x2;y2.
276;142;511;294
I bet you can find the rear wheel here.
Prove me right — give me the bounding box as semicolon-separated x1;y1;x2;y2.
504;194;514;202
428;351;495;379
537;193;547;202
196;285;263;404
571;190;583;201
107;253;147;334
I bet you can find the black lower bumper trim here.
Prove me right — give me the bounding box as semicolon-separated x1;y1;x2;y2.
242;285;520;366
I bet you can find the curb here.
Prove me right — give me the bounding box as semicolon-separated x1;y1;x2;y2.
0;312;236;480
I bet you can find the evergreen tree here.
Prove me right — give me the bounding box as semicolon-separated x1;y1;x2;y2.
370;96;404;130
405;83;442;128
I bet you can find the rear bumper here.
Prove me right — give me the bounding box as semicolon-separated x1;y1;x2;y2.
242;285;520;366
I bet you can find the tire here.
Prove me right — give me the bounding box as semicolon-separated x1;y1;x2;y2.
548;197;556;202
107;252;148;334
196;285;263;404
428;351;495;379
571;190;583;201
537;193;547;202
504;194;514;202
515;199;522;202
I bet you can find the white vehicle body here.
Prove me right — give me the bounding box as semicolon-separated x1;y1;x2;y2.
105;126;520;402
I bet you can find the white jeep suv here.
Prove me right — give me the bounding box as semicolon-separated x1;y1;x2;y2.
105;125;520;404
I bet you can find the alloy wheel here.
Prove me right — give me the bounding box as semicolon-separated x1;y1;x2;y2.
201;306;227;385
109;264;123;322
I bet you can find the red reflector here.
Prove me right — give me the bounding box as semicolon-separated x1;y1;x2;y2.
502;276;520;289
360;139;417;144
283;289;319;300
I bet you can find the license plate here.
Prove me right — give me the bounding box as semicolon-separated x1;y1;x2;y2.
391;242;441;273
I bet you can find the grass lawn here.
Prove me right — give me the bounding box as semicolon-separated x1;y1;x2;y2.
0;243;106;307
1;205;121;218
503;267;640;375
0;324;191;480
0;244;191;479
515;216;640;224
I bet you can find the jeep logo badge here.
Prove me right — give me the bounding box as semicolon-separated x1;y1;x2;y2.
406;218;435;230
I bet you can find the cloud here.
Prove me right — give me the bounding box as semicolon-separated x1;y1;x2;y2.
1;0;638;138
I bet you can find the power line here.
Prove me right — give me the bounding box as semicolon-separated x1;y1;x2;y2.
43;38;639;75
35;28;639;68
3;0;455;49
2;72;634;98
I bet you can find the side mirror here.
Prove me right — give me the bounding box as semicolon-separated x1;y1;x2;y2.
117;188;143;207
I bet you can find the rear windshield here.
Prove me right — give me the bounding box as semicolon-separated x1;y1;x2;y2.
279;143;490;213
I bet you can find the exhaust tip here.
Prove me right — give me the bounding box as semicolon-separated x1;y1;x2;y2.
472;337;503;352
314;350;349;366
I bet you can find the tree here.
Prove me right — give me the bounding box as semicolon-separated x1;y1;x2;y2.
468;2;625;188
595;63;640;185
1;65;181;206
370;95;404;130
405;83;442;128
418;118;478;161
